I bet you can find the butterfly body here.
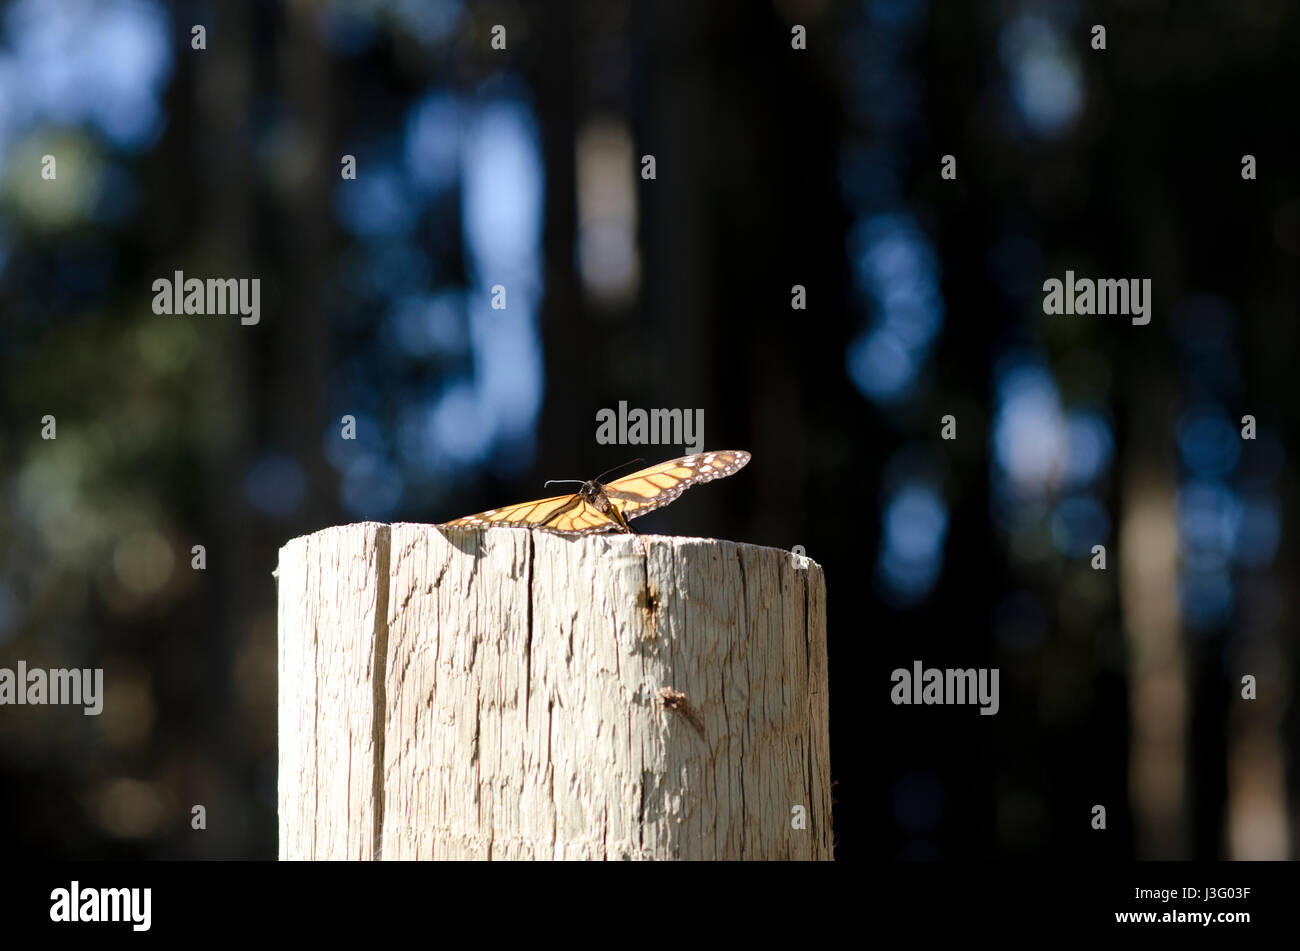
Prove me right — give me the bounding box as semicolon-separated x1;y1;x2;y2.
440;450;750;536
575;478;635;533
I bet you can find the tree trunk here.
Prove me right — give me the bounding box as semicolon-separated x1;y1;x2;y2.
277;524;832;860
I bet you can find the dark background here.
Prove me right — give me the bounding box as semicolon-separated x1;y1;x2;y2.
0;0;1296;861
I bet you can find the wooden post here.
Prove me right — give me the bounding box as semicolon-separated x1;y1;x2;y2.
277;523;832;860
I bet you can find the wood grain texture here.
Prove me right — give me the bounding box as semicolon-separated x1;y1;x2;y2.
278;524;831;860
277;521;389;860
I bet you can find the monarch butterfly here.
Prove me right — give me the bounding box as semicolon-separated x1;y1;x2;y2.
439;450;751;536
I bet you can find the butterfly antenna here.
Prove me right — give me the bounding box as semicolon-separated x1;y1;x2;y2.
594;457;645;483
543;479;586;489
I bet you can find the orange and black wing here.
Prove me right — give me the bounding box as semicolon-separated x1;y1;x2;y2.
604;450;751;522
439;493;623;536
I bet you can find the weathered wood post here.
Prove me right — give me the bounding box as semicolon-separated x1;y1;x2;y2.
277;523;832;860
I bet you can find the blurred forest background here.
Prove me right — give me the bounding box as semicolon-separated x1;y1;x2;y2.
0;0;1297;861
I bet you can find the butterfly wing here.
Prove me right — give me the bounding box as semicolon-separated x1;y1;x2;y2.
604;449;751;522
439;492;623;535
440;450;750;535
